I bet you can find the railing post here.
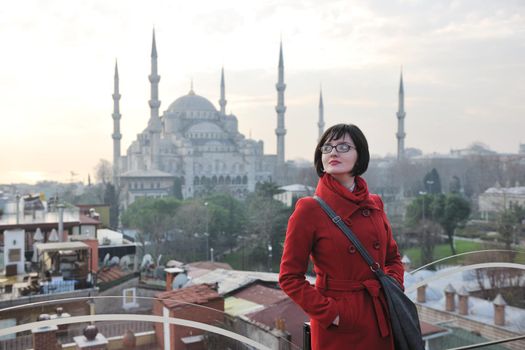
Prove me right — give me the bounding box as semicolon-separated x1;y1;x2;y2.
303;322;311;350
162;306;170;350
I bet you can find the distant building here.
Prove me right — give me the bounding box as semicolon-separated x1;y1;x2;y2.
113;32;288;205
274;184;315;207
478;184;525;220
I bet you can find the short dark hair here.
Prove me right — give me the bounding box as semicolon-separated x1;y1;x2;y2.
314;123;370;177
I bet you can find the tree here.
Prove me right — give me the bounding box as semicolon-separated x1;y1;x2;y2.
498;203;524;249
435;194;471;255
94;159;112;184
406;193;470;257
449;176;461;194
405;194;441;265
255;181;283;198
423;168;442;194
121;197;181;260
171;178;183;200
103;183;120;228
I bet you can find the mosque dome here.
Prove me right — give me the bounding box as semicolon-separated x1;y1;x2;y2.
167;90;217;113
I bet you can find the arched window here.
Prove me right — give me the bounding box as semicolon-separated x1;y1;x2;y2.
212;176;217;184
236;176;242;184
194;176;200;185
201;176;206;185
219;176;224;184
242;175;248;185
225;176;231;185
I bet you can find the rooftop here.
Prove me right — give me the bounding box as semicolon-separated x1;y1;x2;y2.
155;283;221;309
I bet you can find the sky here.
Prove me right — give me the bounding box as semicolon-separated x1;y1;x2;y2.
0;0;524;184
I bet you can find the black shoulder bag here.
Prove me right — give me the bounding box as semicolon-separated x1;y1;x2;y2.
314;195;425;350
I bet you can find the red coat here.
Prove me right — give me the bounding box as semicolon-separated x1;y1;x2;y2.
279;175;404;350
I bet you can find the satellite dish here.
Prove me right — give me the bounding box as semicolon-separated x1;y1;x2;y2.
172;273;189;289
120;255;132;270
141;254;153;270
102;253;111;267
34;228;44;242
110;256;120;266
48;229;59;242
166;260;183;268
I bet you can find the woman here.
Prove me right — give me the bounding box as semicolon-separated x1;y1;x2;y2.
279;124;404;350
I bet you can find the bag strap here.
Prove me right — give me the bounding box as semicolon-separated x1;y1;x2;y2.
313;195;383;275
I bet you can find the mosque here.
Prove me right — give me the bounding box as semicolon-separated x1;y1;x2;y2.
111;32;406;207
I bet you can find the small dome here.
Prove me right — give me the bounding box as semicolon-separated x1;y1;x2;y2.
167;90;216;113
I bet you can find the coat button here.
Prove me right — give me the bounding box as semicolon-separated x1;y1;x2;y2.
362;209;370;217
373;241;380;250
348;245;356;254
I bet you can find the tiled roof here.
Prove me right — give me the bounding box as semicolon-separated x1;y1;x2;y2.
246;298;308;347
232;283;288;306
97;266;130;284
186;261;232;270
156;283;221;309
420;321;448;337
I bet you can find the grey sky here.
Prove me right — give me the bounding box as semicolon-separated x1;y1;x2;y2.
0;0;524;183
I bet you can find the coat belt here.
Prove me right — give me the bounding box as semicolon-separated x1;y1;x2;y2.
316;275;390;337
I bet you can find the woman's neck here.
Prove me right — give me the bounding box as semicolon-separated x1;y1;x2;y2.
331;174;356;190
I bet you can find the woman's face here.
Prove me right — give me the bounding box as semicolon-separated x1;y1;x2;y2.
321;133;358;179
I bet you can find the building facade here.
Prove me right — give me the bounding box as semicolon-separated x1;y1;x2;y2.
114;33;286;206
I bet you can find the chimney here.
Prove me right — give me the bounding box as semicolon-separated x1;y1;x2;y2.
74;325;108;350
444;283;456;312
32;314;59;350
122;329;137;349
417;284;427;303
457;287;469;316
164;267;183;291
493;294;507;326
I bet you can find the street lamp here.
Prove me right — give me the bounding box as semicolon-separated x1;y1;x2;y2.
204;232;209;261
267;244;273;272
204;202;209;260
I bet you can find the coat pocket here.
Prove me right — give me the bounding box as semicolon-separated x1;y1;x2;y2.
332;295;357;332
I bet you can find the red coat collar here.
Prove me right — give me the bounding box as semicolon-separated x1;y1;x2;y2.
315;174;379;218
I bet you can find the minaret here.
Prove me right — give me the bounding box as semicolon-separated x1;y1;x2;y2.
148;30;162;169
318;88;325;140
275;41;287;165
219;67;227;115
396;69;406;160
112;60;122;185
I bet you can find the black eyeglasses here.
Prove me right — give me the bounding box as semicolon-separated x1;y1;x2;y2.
320;143;356;154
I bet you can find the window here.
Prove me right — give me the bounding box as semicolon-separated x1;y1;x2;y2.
8;249;21;262
122;288;139;310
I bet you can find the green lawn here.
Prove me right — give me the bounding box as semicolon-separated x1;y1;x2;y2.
403;239;486;268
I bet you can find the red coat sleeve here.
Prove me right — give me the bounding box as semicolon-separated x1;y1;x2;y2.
279;198;339;329
375;196;404;288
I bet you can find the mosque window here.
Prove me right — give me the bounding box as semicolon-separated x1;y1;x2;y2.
225;176;231;185
219;176;224;185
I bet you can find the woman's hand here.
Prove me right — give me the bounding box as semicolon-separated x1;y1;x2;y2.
332;315;340;326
